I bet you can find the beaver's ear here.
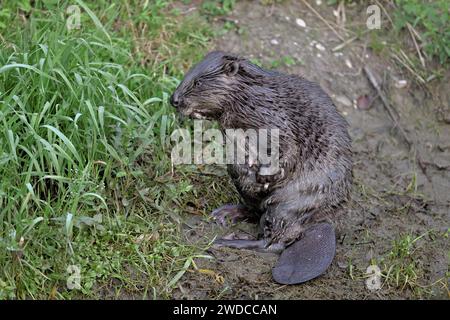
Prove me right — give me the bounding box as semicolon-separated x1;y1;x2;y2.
223;60;239;76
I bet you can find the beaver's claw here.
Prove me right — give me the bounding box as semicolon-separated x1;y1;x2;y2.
272;223;336;285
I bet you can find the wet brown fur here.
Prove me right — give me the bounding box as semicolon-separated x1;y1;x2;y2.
171;51;352;249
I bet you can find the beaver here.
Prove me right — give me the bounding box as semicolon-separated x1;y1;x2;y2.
170;51;352;284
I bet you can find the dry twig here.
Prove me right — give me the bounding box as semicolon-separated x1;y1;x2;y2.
301;0;346;42
407;23;426;68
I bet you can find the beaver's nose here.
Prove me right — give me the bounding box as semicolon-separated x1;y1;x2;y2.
170;93;179;108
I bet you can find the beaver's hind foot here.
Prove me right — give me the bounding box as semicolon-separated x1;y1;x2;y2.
213;223;336;285
213;238;285;253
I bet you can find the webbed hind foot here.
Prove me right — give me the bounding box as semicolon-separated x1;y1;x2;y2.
213;237;285;254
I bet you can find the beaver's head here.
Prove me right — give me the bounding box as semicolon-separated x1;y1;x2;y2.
170;51;243;120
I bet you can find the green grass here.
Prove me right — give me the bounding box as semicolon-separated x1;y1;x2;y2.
200;0;235;17
347;229;448;298
0;0;235;299
393;0;450;65
326;0;449;82
379;233;426;294
377;230;448;297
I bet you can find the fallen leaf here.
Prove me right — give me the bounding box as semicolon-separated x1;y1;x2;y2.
198;269;225;285
356;94;372;110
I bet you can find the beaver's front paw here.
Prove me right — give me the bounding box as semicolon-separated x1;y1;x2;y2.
210;204;256;226
255;166;285;186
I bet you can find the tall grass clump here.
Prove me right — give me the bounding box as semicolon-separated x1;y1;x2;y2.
0;0;220;299
394;0;450;65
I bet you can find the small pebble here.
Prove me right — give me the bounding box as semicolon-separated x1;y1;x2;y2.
394;79;408;89
315;43;326;51
345;58;353;69
270;39;279;45
296;18;306;28
335;95;352;108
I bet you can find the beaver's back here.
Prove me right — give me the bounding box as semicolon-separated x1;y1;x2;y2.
222;72;352;222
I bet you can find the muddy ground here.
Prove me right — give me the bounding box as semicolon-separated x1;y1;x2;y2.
173;1;449;299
